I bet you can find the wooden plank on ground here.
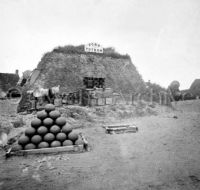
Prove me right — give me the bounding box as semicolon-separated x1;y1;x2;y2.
105;124;130;128
104;124;138;134
11;145;84;156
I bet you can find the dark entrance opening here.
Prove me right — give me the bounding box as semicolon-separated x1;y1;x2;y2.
7;88;22;99
83;77;105;89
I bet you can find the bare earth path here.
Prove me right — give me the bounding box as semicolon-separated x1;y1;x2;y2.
0;103;200;189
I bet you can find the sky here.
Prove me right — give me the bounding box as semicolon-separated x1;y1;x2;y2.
1;0;200;90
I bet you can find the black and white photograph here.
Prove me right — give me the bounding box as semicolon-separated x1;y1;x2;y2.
0;0;200;189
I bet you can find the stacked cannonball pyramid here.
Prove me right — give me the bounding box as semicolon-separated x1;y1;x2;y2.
17;104;84;150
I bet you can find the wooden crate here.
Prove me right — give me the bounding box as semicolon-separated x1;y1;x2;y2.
106;97;113;105
89;98;97;106
97;98;105;106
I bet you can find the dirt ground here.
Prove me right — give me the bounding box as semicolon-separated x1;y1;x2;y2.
0;100;200;190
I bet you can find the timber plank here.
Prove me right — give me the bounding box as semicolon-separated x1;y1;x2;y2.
11;145;84;156
103;124;138;134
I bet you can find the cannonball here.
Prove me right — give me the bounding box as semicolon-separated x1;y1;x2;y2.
38;141;49;149
50;140;61;147
25;127;36;137
43;133;55;143
75;139;84;145
55;117;66;126
24;143;36;150
43;118;54;127
68;131;79;142
56;132;67;142
61;124;72;135
31;135;42;144
12;144;23;151
37;126;48;136
31;118;42;128
50;125;61;134
45;104;55;113
18;135;30;146
49;110;61;120
62;140;73;146
37;110;48;120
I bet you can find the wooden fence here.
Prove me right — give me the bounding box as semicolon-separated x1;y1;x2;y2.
112;90;171;106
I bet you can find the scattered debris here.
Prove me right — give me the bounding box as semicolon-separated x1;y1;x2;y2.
11;117;25;128
37;157;48;163
0;132;8;147
22;167;29;176
189;175;200;183
35;163;42;171
47;162;56;170
8;132;23;145
32;173;42;182
79;132;89;151
148;104;156;108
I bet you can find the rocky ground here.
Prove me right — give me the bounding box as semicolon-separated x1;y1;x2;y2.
0;100;200;190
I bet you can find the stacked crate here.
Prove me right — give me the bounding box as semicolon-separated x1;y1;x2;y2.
82;88;113;106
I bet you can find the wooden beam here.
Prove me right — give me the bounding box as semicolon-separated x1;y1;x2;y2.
11;145;84;156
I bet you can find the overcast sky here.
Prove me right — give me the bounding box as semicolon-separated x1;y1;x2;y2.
1;0;200;89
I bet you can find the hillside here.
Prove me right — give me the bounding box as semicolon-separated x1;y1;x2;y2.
32;45;145;94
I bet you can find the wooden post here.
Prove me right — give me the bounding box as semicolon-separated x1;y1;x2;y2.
132;93;135;105
137;93;141;104
159;92;162;105
164;93;167;105
129;94;132;105
119;91;126;104
169;88;175;102
113;94;118;105
150;88;153;104
79;90;82;106
140;93;143;103
88;92;90;106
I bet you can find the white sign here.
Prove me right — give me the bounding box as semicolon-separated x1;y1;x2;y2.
84;43;103;53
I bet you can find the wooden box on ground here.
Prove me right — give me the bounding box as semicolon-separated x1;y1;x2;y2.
90;98;97;106
103;124;138;134
112;93;121;104
106;97;112;105
97;98;105;106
